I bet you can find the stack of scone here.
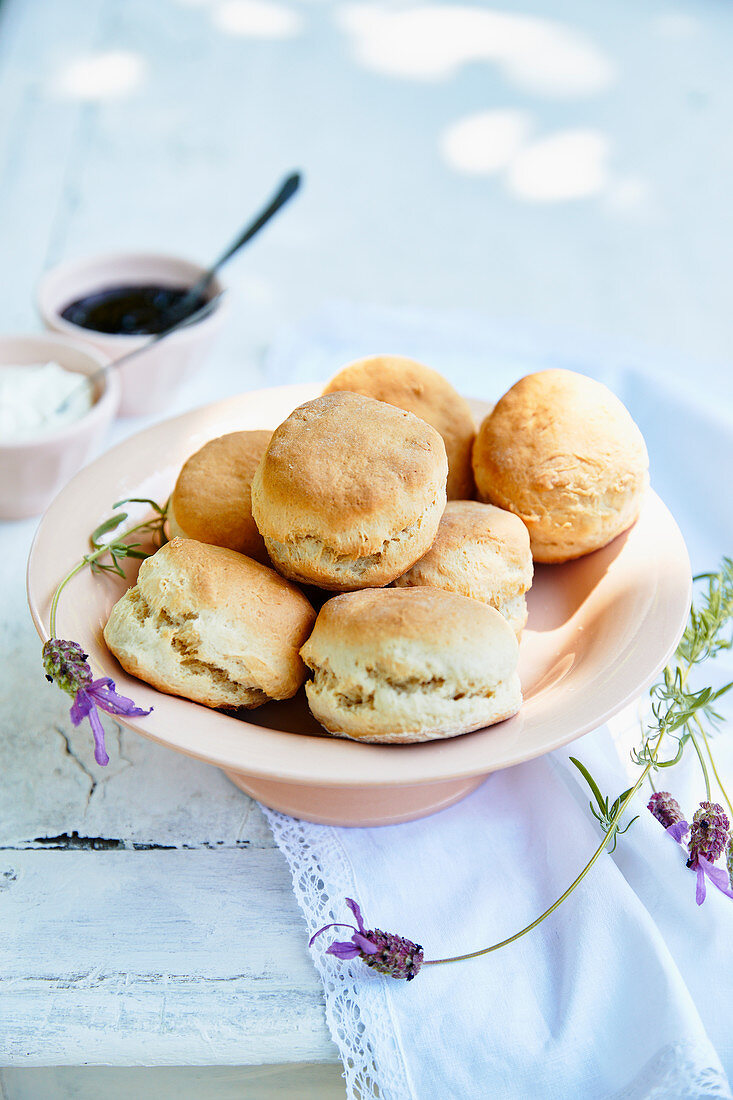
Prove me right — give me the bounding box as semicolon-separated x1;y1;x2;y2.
104;357;649;747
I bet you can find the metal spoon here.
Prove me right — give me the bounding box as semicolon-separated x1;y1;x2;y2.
158;170;302;327
54;291;226;415
55;169;302;415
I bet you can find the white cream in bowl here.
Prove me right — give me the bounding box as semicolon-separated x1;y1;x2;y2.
0;362;92;441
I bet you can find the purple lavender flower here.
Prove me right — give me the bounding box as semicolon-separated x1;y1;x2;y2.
310;898;423;981
692;854;733;905
43;638;92;694
648;791;689;841
727;836;733;894
43;638;152;766
686;802;733;905
687;802;730;868
650;792;733;905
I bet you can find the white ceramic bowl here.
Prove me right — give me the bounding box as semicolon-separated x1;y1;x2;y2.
0;333;119;520
37;252;227;417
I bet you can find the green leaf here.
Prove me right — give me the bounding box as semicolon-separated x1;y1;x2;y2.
569;758;608;816
90;512;127;544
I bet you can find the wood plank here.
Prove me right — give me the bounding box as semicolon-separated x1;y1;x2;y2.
0;850;337;1066
0;1065;346;1100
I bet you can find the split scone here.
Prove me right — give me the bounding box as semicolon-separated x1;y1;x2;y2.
251;392;448;590
168;430;272;563
323;354;476;500
103;538;316;709
392;501;533;636
472;369;649;563
301;586;521;743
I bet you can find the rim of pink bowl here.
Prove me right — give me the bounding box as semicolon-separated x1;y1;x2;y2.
36;250;227;348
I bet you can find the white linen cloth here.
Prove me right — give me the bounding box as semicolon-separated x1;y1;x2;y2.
262;303;733;1100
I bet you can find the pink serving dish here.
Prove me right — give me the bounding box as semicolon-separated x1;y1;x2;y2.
27;384;692;826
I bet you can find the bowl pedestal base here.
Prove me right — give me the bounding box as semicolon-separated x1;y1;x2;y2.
222;769;487;827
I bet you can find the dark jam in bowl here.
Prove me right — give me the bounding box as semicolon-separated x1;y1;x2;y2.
60;284;194;336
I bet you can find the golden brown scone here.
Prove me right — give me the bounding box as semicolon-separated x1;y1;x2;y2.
168;430;272;563
103;538;316;709
301;586;521;743
323;355;476;499
393;501;533;636
472;369;649;563
251;392;448;591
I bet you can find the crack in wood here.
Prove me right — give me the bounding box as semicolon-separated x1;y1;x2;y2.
54;725;98;806
31;833;174;850
0;833;254;851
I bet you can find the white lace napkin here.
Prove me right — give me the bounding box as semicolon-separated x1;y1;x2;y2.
262;304;733;1100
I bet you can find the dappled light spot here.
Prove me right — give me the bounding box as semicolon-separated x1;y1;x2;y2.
337;4;614;97
54;51;146;101
507;129;609;202
440;109;532;175
213;0;303;37
440;112;618;207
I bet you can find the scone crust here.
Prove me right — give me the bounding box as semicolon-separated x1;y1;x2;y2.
323;354;476;500
301;587;521;743
170;430;272;562
393;501;533;636
103;538;316;709
251;392;448;589
472;369;649;563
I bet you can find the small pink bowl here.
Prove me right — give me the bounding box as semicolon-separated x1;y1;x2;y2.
0;333;119;520
37;252;227;417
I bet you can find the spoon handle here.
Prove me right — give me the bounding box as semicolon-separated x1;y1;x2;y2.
211;171;301;273
181;171;302;309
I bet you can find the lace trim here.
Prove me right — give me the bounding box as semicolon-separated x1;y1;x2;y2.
608;1038;732;1099
262;808;414;1100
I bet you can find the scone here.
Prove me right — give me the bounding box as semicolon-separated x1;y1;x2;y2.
251;392;448;591
168;430;272;563
393;501;533;636
472;369;649;563
323;354;476;499
301;587;521;743
103;538;316;709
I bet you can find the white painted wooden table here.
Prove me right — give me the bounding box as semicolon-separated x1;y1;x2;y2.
2;0;733;1095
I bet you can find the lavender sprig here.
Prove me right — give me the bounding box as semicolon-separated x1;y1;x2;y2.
314;559;733;980
43;639;151;765
649;795;733;904
310;898;423;981
633;561;733;774
44;497;167;766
